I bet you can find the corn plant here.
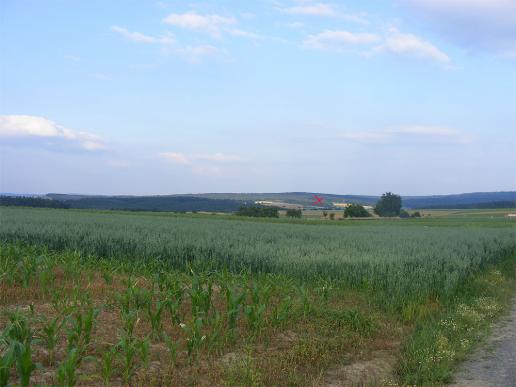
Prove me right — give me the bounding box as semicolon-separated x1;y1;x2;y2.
244;304;266;334
101;269;114;285
36;315;65;365
137;336;151;369
164;277;184;323
56;348;80;387
120;309;139;338
298;286;311;317
146;298;165;341
189;273;213;320
13;341;37;387
1;311;37;387
207;310;224;354
66;307;99;354
273;296;293;327
244;282;268;334
164;298;182;324
17;255;38;288
101;347;116;386
162;332;178;366
180;318;205;362
0;347;14;387
117;335;137;384
224;286;246;341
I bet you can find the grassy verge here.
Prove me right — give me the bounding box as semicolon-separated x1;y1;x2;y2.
397;252;516;385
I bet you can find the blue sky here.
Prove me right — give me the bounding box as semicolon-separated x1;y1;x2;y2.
1;0;515;195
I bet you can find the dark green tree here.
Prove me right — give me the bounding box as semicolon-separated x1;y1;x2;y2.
399;209;410;218
344;204;371;218
236;205;279;218
374;192;402;217
286;208;302;218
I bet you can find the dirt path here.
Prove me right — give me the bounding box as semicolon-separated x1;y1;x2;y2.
450;298;516;387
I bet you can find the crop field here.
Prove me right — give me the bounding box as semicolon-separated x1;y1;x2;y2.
0;206;515;386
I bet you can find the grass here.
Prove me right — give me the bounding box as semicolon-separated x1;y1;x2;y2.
0;206;515;385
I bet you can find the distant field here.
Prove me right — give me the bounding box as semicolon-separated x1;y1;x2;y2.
0;207;515;385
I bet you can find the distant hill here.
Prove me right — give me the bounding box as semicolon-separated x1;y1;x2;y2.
44;191;516;211
0;196;69;209
45;194;244;212
423;201;516;210
402;192;516;209
163;191;516;209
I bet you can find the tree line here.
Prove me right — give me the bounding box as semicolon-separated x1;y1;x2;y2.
0;196;70;209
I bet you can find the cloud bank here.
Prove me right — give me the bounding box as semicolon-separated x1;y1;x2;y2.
0;115;104;151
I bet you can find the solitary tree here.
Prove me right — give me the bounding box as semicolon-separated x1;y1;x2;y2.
344;204;371;218
286;208;302;218
374;192;402;217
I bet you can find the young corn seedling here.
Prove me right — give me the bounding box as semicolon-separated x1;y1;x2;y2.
17;255;37;288
65;306;100;369
225;286;246;342
164;278;184;323
189;273;213;320
244;304;266;335
244;283;268;334
273;296;293;327
37;315;65;365
0;346;14;387
117;335;137;384
101;347;116;387
207;310;224;354
137;336;151;369
163;332;178;366
120;309;139;338
56;348;80;387
316;280;333;303
101;269;114;285
298;286;311;317
165;298;182;324
13;341;37;387
146;298;165;341
2;312;38;387
180;318;206;362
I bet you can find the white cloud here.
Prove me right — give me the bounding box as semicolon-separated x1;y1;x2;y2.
64;54;81;62
374;29;450;64
194;153;242;162
107;159;132;168
111;26;174;45
303;27;450;65
0;115;105;151
226;28;264;41
339;132;389;143
159;152;241;165
159;152;191;164
279;1;368;24
163;12;236;38
169;44;221;62
283;3;336;16
111;25;220;62
339;125;472;145
159;152;241;177
303;30;379;50
402;0;516;53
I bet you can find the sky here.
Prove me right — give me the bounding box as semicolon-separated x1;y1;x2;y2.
1;0;515;196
